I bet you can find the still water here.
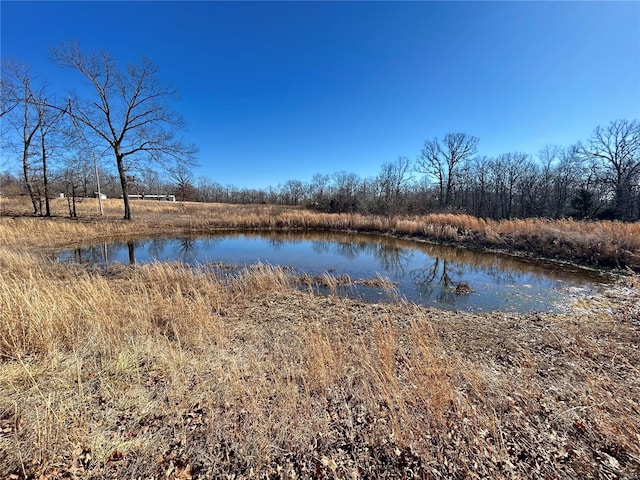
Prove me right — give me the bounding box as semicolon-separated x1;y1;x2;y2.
59;231;612;312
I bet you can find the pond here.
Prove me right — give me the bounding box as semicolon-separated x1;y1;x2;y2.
58;230;613;313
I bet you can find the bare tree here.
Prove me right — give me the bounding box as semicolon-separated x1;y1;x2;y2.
309;173;331;208
170;164;195;201
58;152;93;218
51;42;197;219
2;61;48;215
34;93;68;216
139;167;166;195
195;177;228;203
417;139;444;207
544;145;584;218
522;145;564;217
498;152;528;218
465;156;491;217
331;171;362;213
0;65;19;119
580;119;640;220
282;179;309;205
0;171;22;196
375;156;413;219
416;133;479;208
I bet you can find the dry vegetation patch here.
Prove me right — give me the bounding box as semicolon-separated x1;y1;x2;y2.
1;197;639;478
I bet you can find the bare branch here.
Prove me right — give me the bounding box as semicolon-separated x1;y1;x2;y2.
50;42;198;219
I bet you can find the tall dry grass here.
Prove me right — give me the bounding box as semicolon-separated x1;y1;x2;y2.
1;194;639;477
1;247;638;477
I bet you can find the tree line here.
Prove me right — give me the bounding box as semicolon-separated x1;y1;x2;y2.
117;121;640;222
2;45;639;221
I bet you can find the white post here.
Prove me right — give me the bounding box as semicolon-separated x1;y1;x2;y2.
94;152;103;216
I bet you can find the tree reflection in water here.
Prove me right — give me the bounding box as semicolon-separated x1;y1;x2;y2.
267;236;286;250
59;230;610;312
127;241;136;265
411;258;467;305
372;243;412;276
147;237;169;259
175;238;198;263
311;239;412;275
69;241;123;267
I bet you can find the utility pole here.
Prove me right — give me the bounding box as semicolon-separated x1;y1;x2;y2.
94;152;103;216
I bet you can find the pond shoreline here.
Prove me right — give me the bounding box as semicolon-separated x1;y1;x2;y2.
3;196;639;272
3;198;636;316
57;228;616;314
47;221;630;278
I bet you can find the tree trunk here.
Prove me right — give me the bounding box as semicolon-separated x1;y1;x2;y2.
116;152;132;220
444;175;454;208
22;149;39;215
41;132;51;217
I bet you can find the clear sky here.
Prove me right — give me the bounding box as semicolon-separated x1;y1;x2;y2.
2;1;639;189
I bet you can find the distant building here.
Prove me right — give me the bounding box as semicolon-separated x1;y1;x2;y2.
127;194;176;202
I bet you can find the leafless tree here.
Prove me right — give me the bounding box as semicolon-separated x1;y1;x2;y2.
51;42;197;219
497;152;528;218
579;119;640;220
195;177;227;203
170;164;195;201
2;61;49;215
309;173;331;208
416;133;479;208
282;179;309;205
138;168;165;195
0;69;19;119
33;93;68;216
375;156;413;219
58;153;93;218
464;156;491;217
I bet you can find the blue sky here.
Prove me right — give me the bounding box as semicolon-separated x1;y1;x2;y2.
2;1;639;189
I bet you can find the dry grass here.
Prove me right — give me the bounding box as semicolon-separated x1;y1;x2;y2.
1;195;639;478
3;195;639;270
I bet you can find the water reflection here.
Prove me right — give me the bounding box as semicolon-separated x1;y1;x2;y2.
58;230;612;312
63;237;220;265
411;258;468;305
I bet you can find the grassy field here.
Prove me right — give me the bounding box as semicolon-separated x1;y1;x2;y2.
1;196;639;478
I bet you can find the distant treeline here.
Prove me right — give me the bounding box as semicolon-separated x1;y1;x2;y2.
195;120;640;221
2;47;638;221
2;118;639;221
